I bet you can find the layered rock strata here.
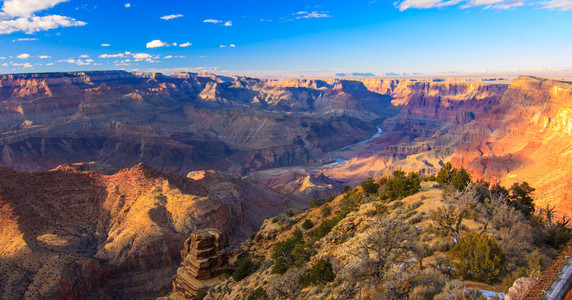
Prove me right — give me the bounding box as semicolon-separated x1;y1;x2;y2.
169;229;228;299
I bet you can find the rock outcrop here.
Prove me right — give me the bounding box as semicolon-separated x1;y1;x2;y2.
169;229;228;299
505;278;537;300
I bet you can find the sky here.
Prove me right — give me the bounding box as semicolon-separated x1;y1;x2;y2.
0;0;571;76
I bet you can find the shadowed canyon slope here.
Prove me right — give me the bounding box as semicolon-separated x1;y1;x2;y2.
0;71;396;174
0;164;291;298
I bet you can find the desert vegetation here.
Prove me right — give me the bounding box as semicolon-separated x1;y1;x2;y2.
204;163;571;299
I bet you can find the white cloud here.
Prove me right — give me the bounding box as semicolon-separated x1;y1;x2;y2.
2;0;69;18
224;20;232;26
124;3;131;8
541;0;572;10
45;62;53;65
13;62;32;67
60;58;90;65
79;54;89;58
395;0;462;11
99;53;124;58
164;55;173;59
180;42;192;47
229;44;236;48
17;53;30;59
146;39;171;48
132;53;151;59
101;43;110;47
219;45;226;48
38;55;50;58
13;37;38;41
161;14;183;20
0;15;86;34
395;0;569;10
294;11;332;19
203;19;222;24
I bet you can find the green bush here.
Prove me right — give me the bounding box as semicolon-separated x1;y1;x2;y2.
380;170;421;201
509;182;535;218
343;185;352;193
232;258;260;281
326;194;336;203
450;232;506;283
451;168;471;191
271;229;311;274
302;219;314;230
309;198;323;208
360;177;380;194
299;258;335;287
321;204;332;217
247;287;268;300
194;290;207;300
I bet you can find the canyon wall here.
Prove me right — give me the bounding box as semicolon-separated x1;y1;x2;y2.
0;164;289;299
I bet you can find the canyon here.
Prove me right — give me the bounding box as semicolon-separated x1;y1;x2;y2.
0;71;570;298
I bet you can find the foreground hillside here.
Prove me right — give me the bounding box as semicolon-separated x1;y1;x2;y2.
180;171;570;300
0;164;291;299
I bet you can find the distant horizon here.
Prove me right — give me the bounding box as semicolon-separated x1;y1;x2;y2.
0;0;570;75
1;67;572;82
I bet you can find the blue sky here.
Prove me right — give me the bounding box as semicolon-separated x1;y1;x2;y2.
0;0;570;76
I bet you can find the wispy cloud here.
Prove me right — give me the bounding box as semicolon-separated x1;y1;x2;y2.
541;0;572;10
161;14;183;20
17;53;30;59
395;0;572;10
294;11;332;19
38;55;50;59
13;37;38;41
204;19;233;26
180;42;192;47
101;43;110;47
99;53;124;58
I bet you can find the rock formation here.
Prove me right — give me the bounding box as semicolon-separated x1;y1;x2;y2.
169;229;228;299
505;278;537;300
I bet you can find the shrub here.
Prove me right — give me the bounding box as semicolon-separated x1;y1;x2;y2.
326;194;336;203
250;232;256;240
360;177;379;194
509;182;535;218
302;219;314;230
450;232;506;283
194;290;208;300
271;257;289;274
309;198;323;208
232;258;260;281
343;185;352;193
299;258;335;287
380;171;421;201
451;168;472;191
247;287;269;300
390;200;404;210
321;204;332;217
271;229;311;274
